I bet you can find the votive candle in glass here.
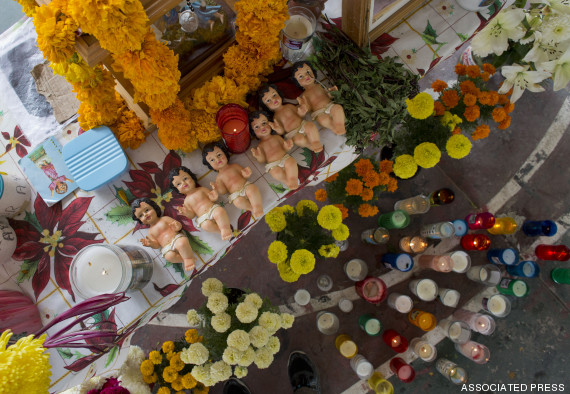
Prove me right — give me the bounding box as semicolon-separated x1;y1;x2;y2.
316;311;339;335
522;220;557;237
452;219;468;237
368;372;394;394
215;104;251;153
466;264;502;286
455;340;490;364
355;277;388;304
417;255;453;272
399;236;428;254
535;244;570;261
410;338;437;362
361;227;390;245
358;314;383;336
429;188;455;206
447;250;471;273
387;293;413;314
294;289;311;306
482;294;511;318
420;222;455;239
338;298;354;313
408;309;437;331
409;278;438;301
439;319;471;343
465;212;495;230
381;253;414;272
377;210;411;229
437;288;460;307
344;258;368;281
487;248;519;266
487;217;517;235
317;274;333;291
350;355;374;380
461;234;491;251
393;195;430;215
390;357;416;383
497;278;529;298
335;334;358;358
435;358;468;384
506;260;540;278
382;329;408;353
453;309;496;335
551;268;570;284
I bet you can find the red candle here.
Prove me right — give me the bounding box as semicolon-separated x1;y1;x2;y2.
535;244;570;261
465;212;495;230
215;104;251;153
382;329;408;353
390;357;415;383
355;276;387;304
461;234;491;251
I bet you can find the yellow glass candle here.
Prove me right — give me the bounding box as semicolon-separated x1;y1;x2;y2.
408;309;437;331
487;217;517;235
335;334;358;359
368;372;394;394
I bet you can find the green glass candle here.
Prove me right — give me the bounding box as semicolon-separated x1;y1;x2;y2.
551;268;570;284
377;210;410;229
497;278;529;297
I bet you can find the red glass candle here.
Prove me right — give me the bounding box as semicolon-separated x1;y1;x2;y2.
355;276;387;305
390;357;415;383
215;104;251;153
461;234;491;251
382;329;408;353
465;212;495;230
535;244;570;261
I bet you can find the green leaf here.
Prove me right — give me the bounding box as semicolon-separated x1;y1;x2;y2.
57;348;73;359
105;346;118;367
91;312;103;324
24;211;42;233
17;259;39;283
457;33;469;42
421;21;439;45
105;205;133;226
113;186;135;206
185;230;213;256
165;260;187;279
73;351;86;359
269;183;287;194
300;148;313;167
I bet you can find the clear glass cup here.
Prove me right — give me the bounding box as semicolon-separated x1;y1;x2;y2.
394;195;430;214
453;309;496;335
466;264;502;286
436;358;468;384
316;311;339;335
439;319;471;343
455;341;490;364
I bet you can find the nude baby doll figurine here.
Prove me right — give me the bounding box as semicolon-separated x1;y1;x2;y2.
131;198;196;272
202;141;264;219
249;111;299;190
291;61;346;136
259;84;323;153
169;166;232;240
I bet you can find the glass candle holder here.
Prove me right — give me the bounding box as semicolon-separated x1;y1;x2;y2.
381;253;414;272
70;244;153;299
438;288;460;307
350;354;374;380
281;6;317;62
409;278;438;301
535;244;570;261
316;311;339;335
335;334;358;358
317;274;333;291
387;293;413;314
338;298;354;313
399;236;428;253
394;195;430;215
466;264;502;286
215;104;251;153
382;329;408;353
439;320;472;344
344;259;368;281
506;260;540;278
487;248;520;266
436;358;468;384
410;338;437;362
335;239;349;252
377;210;411;229
455;341;490;364
420;222;455;239
390;357;416;383
447;251;471;273
355;277;387;304
497;278;529;297
417;255;453;272
294;289;311;306
453;309;496;335
482;294;511;318
452;219;468;237
368;372;394;394
358;314;382;336
361;227;390;245
461;234;491;251
465;212;495;230
522;220;557;237
429;188;455;205
487;217;517;235
551;268;570;284
408;309;437;331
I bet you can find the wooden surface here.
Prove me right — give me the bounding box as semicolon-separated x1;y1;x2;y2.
341;0;371;47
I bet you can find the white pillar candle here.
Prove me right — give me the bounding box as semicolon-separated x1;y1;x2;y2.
449;251;471;273
474;314;495;335
387;293;413;313
344;259;368;281
284;14;314;39
316;311;339;335
409;279;438;301
350;355;374;380
483;294;511;317
294;289;311;306
438;288;460;307
410;338;437;361
339;298;354;313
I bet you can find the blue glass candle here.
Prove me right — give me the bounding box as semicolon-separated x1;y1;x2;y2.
522;220;557;237
506;260;540;278
487;248;519;266
381;253;414;272
452;219;468;237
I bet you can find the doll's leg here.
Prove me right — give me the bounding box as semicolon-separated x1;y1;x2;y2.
232;196;253;213
292;134;310;149
244;183;264;218
201;219;220;234
317;104;346;135
212;206;232;240
284;156;300;190
269;166;295;190
174;237;197;272
303;122;323;153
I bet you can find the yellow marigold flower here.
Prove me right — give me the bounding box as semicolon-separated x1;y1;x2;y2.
332;224;350;241
345;178;364;196
464;105;480;122
152;98;198;152
207;292;229;314
143;372;158;384
163;366;179;383
360;187;374;201
192;76;249;114
317;205;343;230
202;277;224;297
314;189;327;202
472;125;491;140
157;387;171;394
112;108;146;150
325;173;339;182
236;301;258;324
393;154;418;179
296;200;318;216
318;243;340;258
140;359;155;376
15;0;37;16
379;159;393;174
406;92;435;119
268;241;288;264
170;352;185;372
289;249;316;274
34;4;77;64
162;341;175;354
414;142;441;168
277;260;301;282
172;378;184;391
149;350;162;365
333;204;349;220
354;158;374;177
280;205;295;214
387;177;398;193
441;111;463;132
227;330;251;352
265;208;287;232
166;351;174;361
194;382;210;394
182;373;198;390
185;329;199;344
446;134;472;159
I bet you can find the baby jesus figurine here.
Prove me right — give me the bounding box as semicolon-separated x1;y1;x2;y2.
259;84;323;153
131;198;196;272
202;142;264;219
169;166;232;240
249;111;299;190
291;61;346;136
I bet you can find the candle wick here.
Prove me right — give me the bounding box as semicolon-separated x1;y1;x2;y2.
102;269;108;276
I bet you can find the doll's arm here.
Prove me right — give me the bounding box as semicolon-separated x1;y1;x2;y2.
282;138;294;151
241;166;252;179
296;95;310;117
208;186;219;201
140;235;160;249
177;203;196;219
211;180;228;196
166;217;182;232
268;120;284;135
251;146;266;163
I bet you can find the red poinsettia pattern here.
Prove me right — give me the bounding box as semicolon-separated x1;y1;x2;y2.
123;151;197;233
2;125;31;158
8;196;103;301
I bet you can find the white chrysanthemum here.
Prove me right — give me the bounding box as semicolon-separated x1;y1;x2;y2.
210;360;233;383
540;47;570;90
202;277;224;297
126;345;146;367
234;366;248;379
117;345;152;394
471;7;525;57
207;292;229;314
258;312;281;333
238;346;256;367
254;347;274;369
186;309;201;326
540;15;570;43
191;364;211;384
249;326;270;348
180;343;209;365
244;293;263;309
235;301;259;324
222;346;244;365
211;312;232;333
227;330;251;352
280;313;295;329
63;376;105;394
266;336;281;354
499;64;551;102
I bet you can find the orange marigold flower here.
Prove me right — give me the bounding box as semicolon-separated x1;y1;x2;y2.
379;159;393;174
354;158;374;177
378;172;390;186
361;187;374;201
334;204;349;220
455;64;467;76
472;124;490;140
478;91;490;105
466;65;481;79
481;71;490;81
498;94;509;105
345;178;364;196
314;189;327;202
358;204;379;218
387;177;398;193
452;126;462;135
363;171;381;188
464;105;480;122
325;173;338;182
492;107;507;123
434;101;445;116
432;80;448;92
441;90;460;108
488;91;499;106
504;102;515;113
498;115;511;130
463;93;477;106
459;80;476;94
482;63;496;74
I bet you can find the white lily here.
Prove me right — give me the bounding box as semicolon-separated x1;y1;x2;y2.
540;47;570;90
523;32;567;63
540;15;570;43
530;0;570;15
471;7;526;57
499;65;552;102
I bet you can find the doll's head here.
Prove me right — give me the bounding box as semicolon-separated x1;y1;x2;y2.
291;61;318;89
202;141;230;171
258;84;284;113
169;166;199;194
249;110;273;139
131;197;162;224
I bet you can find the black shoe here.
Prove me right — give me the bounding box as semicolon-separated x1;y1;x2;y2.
223;377;252;394
288;351;321;393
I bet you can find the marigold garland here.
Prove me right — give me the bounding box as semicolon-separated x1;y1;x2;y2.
151;98;196;152
192;76;249;114
15;0;37;16
33;3;78;64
